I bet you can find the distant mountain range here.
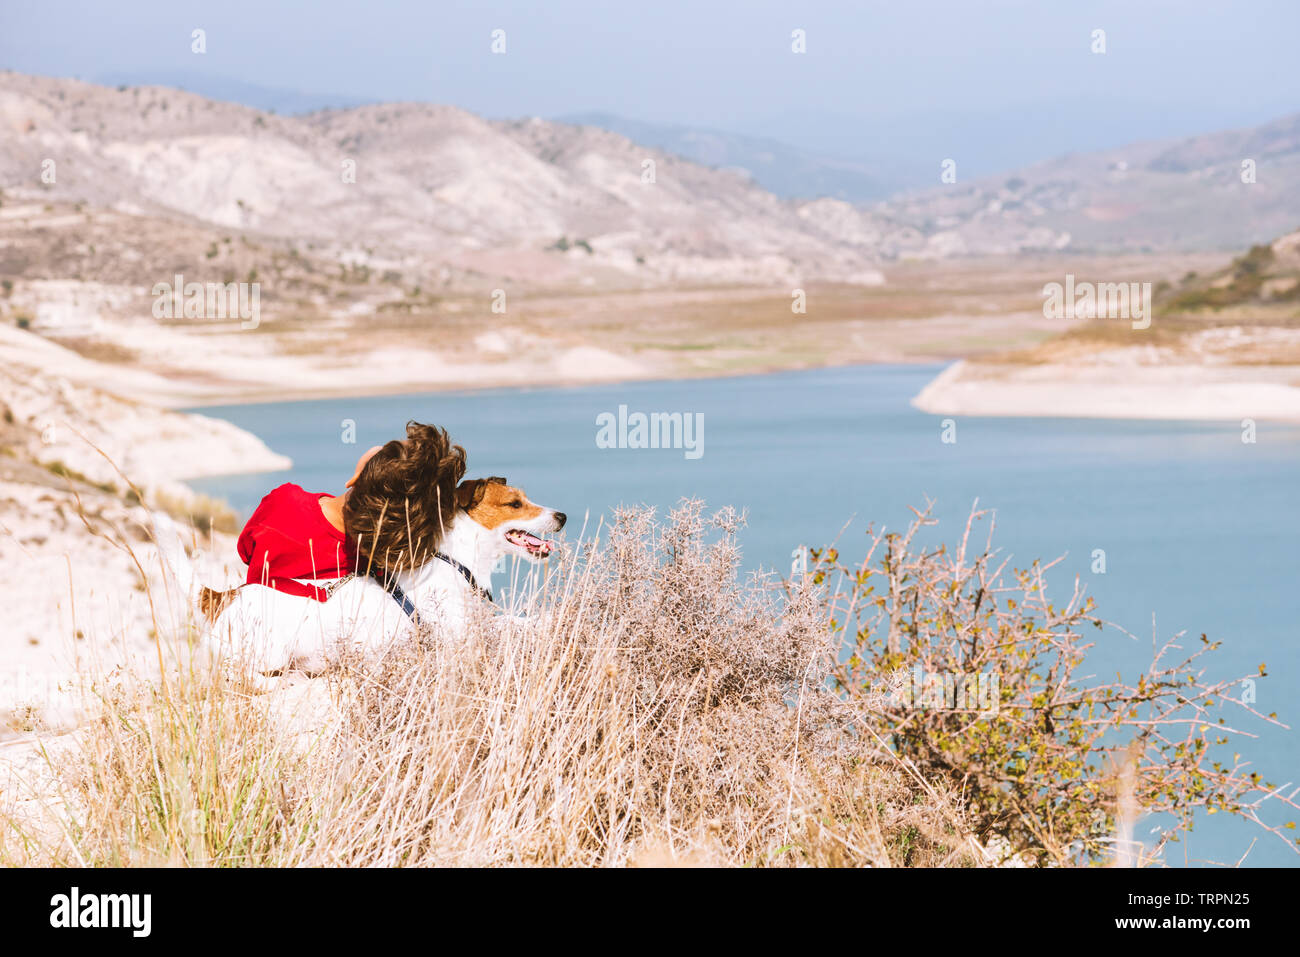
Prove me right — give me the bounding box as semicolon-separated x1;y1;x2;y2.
555;111;908;203
2;70;1298;283
882;110;1300;255
560;98;1300;204
88;70;1298;206
557;105;1300;257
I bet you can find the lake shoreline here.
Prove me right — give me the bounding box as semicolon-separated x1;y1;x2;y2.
185;353;1300;433
914;358;1300;424
176;355;958;411
14;303;1300;431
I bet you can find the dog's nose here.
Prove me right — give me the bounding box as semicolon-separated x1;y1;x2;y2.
554;511;567;529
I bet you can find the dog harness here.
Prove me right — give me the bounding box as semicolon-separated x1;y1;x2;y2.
372;573;423;621
431;552;495;605
299;551;493;624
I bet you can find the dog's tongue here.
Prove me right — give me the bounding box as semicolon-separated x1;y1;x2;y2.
510;530;553;553
524;532;554;552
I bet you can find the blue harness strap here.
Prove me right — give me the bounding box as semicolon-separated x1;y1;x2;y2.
433;552;494;604
387;579;421;619
369;553;493;624
369;571;422;623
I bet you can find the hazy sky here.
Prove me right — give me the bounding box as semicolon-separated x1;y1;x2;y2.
3;0;1297;160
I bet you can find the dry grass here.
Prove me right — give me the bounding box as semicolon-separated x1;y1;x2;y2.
149;487;240;536
43;335;139;365
0;501;982;867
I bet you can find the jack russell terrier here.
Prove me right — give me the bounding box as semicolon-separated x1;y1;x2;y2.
159;477;565;691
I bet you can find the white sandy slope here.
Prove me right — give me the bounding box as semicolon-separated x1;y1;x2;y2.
1;366;290;484
914;356;1300;422
0;313;658;408
0;354;286;742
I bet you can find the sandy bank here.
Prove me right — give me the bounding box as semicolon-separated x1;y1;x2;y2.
0;354;280;729
913;358;1300;423
0;320;671;409
0;350;290;484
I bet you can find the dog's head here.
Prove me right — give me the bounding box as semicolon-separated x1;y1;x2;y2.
455;477;566;562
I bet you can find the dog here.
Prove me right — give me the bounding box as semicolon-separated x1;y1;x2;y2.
160;477;565;691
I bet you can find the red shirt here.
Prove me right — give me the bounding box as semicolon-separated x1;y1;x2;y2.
237;483;358;601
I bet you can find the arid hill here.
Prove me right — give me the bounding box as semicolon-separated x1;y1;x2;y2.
0;71;893;287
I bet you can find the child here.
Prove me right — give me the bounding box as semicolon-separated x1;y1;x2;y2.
237;422;466;599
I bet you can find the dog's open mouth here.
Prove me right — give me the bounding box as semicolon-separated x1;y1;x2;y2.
506;528;556;558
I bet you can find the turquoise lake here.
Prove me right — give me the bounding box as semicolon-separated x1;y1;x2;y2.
188;363;1300;866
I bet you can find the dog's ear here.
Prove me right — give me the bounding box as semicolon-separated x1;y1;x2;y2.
455;479;482;510
456;477;508;510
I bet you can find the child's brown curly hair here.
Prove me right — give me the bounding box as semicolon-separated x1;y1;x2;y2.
343;422;467;577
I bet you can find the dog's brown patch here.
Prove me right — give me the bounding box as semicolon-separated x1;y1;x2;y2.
456;477;545;530
199;586;239;624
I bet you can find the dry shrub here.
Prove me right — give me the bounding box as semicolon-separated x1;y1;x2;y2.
304;500;981;866
818;502;1300;866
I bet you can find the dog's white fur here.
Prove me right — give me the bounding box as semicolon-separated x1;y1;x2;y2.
158;480;564;691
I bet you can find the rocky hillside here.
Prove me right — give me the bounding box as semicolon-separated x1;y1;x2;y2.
0;71;894;287
914;227;1300;422
875;113;1300;257
1161;228;1300;315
